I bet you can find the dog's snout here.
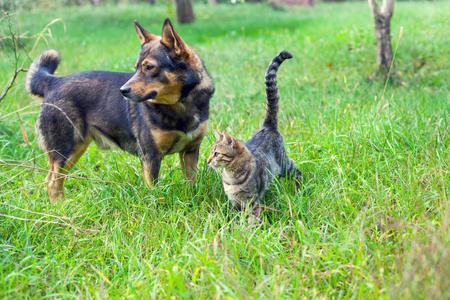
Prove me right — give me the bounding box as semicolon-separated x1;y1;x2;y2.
120;86;131;96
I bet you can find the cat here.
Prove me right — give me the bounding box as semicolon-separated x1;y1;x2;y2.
207;51;301;218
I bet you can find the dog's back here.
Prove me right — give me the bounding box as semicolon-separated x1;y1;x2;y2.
26;49;137;153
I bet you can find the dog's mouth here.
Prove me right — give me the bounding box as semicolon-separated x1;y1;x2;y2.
123;90;158;103
145;90;158;100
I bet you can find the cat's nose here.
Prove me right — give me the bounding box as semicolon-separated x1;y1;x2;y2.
207;157;212;164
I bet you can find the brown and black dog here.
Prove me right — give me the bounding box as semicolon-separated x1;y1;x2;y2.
25;19;214;201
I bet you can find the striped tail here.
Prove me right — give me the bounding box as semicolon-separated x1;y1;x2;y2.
263;51;292;130
25;48;61;97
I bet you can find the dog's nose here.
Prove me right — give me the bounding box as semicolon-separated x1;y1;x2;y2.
120;86;131;96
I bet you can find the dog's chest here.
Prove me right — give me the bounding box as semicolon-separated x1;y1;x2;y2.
151;120;208;155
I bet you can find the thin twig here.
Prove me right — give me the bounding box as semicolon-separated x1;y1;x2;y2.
259;203;283;213
41;103;83;140
16;112;30;145
0;152;49;182
0;202;86;221
0;163;143;189
0;103;39;120
0;213;66;225
0;213;95;234
0;10;63;104
0;68;24;103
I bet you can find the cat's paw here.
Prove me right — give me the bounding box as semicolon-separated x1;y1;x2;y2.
247;214;263;227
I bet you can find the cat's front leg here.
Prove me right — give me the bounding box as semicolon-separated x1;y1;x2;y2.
229;192;261;218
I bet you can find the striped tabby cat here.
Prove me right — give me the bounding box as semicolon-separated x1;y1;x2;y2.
207;51;301;218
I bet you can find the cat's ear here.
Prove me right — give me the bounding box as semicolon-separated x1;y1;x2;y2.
223;131;236;148
212;127;223;141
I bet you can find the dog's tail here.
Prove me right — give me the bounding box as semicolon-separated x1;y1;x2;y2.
25;48;61;97
263;51;292;130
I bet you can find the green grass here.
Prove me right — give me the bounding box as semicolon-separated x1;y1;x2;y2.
1;1;449;298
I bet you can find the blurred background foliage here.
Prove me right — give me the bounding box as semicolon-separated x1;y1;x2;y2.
0;0;438;12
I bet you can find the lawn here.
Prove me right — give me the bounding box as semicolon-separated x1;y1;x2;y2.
0;1;449;298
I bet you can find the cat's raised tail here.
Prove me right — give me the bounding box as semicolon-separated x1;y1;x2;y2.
263;51;293;130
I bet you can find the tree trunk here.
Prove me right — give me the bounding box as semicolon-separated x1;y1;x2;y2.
368;0;395;75
176;0;195;24
93;0;100;6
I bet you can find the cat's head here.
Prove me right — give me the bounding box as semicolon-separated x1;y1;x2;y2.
207;128;245;170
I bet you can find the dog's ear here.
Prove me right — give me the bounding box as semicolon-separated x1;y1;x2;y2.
161;18;189;59
135;20;158;45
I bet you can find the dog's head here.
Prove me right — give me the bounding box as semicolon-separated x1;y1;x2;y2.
120;18;200;105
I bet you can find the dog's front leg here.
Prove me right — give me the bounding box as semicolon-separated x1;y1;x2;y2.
179;145;200;181
142;152;163;187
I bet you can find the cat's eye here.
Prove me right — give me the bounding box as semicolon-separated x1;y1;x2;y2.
214;152;218;157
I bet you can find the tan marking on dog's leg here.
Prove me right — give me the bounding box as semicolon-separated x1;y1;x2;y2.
179;120;207;181
179;147;199;181
45;142;90;202
142;155;162;188
142;162;153;188
45;162;55;186
46;162;68;202
66;141;91;169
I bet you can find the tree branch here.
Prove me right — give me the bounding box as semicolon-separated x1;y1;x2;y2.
0;10;63;104
381;0;395;17
0;68;24;103
368;0;380;17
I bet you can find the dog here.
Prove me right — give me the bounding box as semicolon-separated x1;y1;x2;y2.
25;18;215;201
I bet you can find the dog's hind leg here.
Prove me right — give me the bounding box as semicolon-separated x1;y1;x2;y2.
179;145;200;181
45;141;90;201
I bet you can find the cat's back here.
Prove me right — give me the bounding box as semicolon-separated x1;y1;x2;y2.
246;128;286;175
246;128;284;155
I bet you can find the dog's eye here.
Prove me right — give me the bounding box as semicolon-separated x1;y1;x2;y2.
145;65;154;71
